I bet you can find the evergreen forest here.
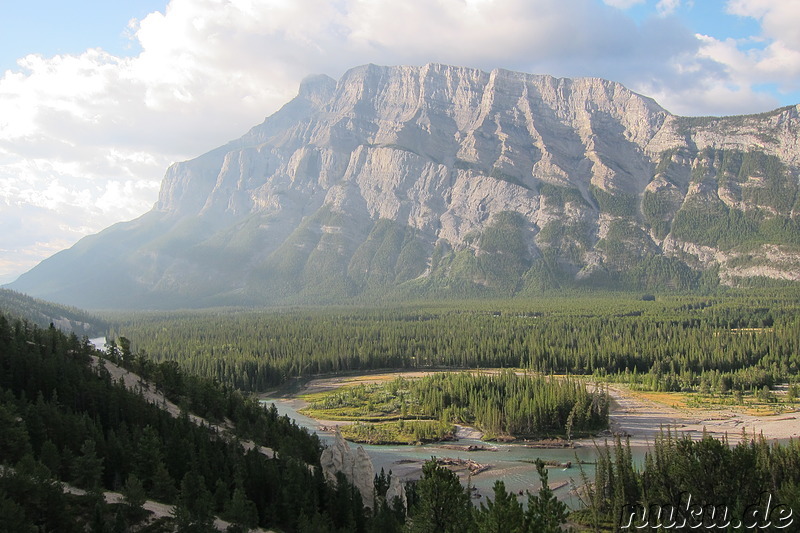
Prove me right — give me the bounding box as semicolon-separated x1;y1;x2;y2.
302;372;608;442
0;312;389;532
110;289;800;399
5;287;800;531
0;309;597;531
576;432;800;531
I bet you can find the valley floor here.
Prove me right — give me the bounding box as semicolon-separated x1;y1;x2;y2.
604;385;800;446
266;371;800;447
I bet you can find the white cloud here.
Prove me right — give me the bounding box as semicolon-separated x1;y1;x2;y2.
656;0;681;16
726;1;800;82
658;0;800;116
727;0;800;49
1;0;796;285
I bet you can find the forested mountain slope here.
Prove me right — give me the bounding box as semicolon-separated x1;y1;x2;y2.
0;311;379;531
8;64;800;309
0;288;106;335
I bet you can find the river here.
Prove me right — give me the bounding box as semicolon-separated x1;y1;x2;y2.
261;396;648;507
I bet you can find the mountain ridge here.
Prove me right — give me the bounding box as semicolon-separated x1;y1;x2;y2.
9;63;800;308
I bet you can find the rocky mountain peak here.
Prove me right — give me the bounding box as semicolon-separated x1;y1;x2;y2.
9;64;800;309
298;73;337;106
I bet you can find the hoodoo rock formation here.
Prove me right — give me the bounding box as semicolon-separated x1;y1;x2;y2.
320;428;376;508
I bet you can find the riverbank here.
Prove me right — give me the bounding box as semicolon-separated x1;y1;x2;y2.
586;385;800;448
256;370;800;509
262;371;800;448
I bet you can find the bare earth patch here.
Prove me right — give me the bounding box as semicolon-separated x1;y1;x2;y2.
590;385;800;447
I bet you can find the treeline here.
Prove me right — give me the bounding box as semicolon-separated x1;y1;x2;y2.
578;432;800;531
0;313;392;532
103;336;320;461
0;287;106;336
409;372;607;439
0;309;582;532
111;290;800;394
307;371;608;440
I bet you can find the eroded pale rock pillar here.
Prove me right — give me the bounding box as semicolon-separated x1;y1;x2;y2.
320;428;376;508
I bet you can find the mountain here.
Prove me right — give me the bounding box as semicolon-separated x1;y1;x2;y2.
8;64;800;309
0;288;106;335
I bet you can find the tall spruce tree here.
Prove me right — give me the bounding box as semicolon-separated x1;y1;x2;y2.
477;480;524;533
524;459;568;533
409;459;474;533
173;468;215;532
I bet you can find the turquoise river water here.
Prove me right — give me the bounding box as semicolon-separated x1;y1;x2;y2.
261;397;650;508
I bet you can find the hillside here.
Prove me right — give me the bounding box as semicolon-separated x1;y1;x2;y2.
8;64;800;309
0;310;379;532
0;288;106;335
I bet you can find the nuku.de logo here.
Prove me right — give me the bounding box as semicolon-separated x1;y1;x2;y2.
619;491;793;529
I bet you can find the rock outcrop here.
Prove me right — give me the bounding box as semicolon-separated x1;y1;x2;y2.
320;428;375;508
385;475;407;513
9;64;800;308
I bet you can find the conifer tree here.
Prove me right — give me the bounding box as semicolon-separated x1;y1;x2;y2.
173;468;215;532
477;480;524;533
226;486;259;531
73;439;104;490
151;461;177;502
0;402;31;464
409;459;474;533
524;459;568;533
122;473;147;521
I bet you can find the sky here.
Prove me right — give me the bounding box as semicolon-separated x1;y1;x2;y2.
1;0;799;285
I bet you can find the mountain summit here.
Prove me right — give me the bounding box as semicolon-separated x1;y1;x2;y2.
10;64;800;308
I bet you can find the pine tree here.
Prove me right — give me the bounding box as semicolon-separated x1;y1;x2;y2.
226;486;259;531
524;459;568;533
89;490;110;533
151;461;177;502
122;473;147;522
476;480;524;533
0;402;31;464
213;479;229;514
39;439;61;478
409;459;474;533
72;439;104;490
0;492;28;533
173;468;215;532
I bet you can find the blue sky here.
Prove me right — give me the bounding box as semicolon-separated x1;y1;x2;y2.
0;2;165;72
1;0;799;285
625;0;760;39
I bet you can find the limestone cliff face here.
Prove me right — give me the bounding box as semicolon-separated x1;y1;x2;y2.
156;64;668;241
10;64;800;308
